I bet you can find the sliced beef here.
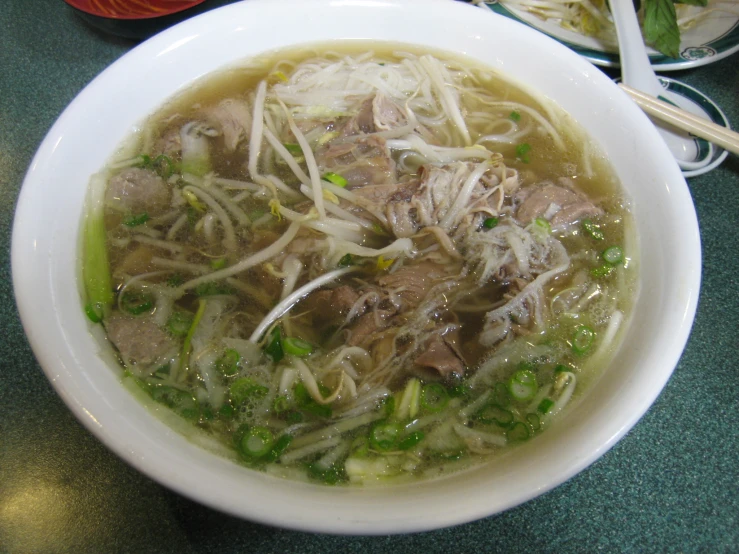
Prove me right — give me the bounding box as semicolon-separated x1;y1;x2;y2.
152;127;181;159
341;93;408;137
304;285;363;325
316;135;395;188
414;332;465;378
105;312;177;366
371;92;408;131
347;309;394;347
342;96;376;136
377;261;450;309
515;183;602;228
351;180;417;205
202;99;251;152
106;167;171;215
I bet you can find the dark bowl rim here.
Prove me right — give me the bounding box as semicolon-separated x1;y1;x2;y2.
63;0;208;20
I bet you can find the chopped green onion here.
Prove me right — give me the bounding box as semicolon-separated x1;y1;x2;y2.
322;172;348;187
381;395;395;418
554;364;571;374
238;426;274;459
166;311;193;337
120;291;154;315
449;384;470;398
526;413;541;431
216;348;241;376
483;217;499;229
230;377;268;405
149;385;199;420
285;411;305;424
307;462;344;485
273;395;289;414
515;143;532;163
537;398;555;414
508;369;538;401
263;434;293;462
283;143;303;155
283;337;314;357
493;382;511;406
582;219;605;241
151;154;175;178
83;180;114;321
123;213;149;227
509;110;521;122
294;382;332;418
219;403;235;419
475;403;514;427
506;421;530;442
420;383;450;413
398;431;425;450
210;257;227;270
369;421;400;451
84;303;102;323
338;253;354;267
135;154;152;168
395;378;421;420
534;217;551;233
264;326;284;362
602;246;624;265
590;264;615;278
572;325;595;355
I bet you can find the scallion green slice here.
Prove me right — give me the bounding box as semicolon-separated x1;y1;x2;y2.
475;403;514;427
508;369;538;401
238;426;274;459
283;143;303;155
483;217;499;229
216;348;240;376
123;213;149;227
283;337;314;357
420;383;450;413
537;398;554;414
507;421;530;442
602;246;624;265
572;325;595;355
369;421;400;451
582;219;605;241
264;326;284;362
398;431;425;450
322;172;348;187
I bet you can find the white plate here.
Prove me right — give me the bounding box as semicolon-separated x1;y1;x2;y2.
486;1;739;70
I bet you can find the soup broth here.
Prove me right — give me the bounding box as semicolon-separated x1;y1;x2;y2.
82;43;636;485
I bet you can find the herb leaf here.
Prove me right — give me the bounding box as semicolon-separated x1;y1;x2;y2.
643;0;681;59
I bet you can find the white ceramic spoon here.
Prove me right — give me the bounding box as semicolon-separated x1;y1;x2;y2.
610;0;723;174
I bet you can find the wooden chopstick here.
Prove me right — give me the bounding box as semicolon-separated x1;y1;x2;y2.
618;83;739;156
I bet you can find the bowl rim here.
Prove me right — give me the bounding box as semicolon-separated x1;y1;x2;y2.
12;0;701;534
63;0;208;20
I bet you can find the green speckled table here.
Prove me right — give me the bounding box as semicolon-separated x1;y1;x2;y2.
1;1;737;552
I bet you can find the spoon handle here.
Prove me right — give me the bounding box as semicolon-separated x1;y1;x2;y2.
609;0;663;97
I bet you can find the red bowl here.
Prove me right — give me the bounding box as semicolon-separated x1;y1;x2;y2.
64;0;213;39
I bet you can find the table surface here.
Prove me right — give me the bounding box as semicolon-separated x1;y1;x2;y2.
1;1;738;552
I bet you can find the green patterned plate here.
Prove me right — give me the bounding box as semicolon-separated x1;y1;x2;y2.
484;1;739;71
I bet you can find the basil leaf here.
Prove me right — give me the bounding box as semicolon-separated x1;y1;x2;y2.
643;0;681;59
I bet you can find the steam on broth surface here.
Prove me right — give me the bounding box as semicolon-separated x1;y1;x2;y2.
82;44;635;484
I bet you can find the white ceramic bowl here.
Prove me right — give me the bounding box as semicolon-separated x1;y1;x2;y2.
12;0;700;534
